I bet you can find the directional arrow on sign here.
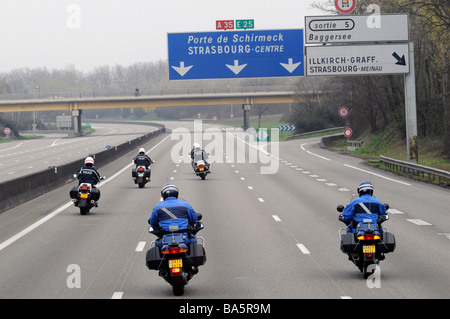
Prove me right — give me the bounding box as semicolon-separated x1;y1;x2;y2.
392;52;406;66
226;60;247;75
171;61;193;76
280;58;301;73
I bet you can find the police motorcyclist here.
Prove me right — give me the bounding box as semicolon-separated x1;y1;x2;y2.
76;156;101;206
133;147;153;168
149;184;199;247
342;181;387;233
190;143;210;169
77;156;101;186
132;147;153;182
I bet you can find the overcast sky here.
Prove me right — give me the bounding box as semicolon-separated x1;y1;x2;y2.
0;0;329;73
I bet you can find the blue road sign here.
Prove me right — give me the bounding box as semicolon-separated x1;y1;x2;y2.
278;125;296;131
168;29;304;80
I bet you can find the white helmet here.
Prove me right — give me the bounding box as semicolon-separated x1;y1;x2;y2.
193;143;200;149
84;156;94;166
139;148;145;154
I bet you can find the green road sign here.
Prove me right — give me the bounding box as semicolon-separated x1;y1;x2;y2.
236;19;254;30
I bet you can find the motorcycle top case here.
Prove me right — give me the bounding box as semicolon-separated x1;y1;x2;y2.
378;231;396;253
340;233;357;253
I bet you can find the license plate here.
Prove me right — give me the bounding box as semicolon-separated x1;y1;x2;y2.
199;168;204;171
80;193;88;199
363;245;376;253
169;259;183;268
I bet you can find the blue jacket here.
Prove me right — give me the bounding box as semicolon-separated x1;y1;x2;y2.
149;197;198;232
343;194;386;232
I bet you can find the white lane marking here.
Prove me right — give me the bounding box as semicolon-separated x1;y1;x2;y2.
135;241;146;252
0;134;171;253
111;292;124;299
240;177;245;180
338;188;350;192
344;164;411;186
258;198;265;202
272;215;281;222
248;186;253;190
388;209;404;214
300;144;330;161
340;296;352;299
407;219;432;226
296;244;311;254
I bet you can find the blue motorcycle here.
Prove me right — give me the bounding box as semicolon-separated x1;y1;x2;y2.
338;204;396;279
145;214;206;296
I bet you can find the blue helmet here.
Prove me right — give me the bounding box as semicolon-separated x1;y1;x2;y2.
357;181;374;196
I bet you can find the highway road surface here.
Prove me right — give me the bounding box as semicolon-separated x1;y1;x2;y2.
0;122;158;183
0;120;449;301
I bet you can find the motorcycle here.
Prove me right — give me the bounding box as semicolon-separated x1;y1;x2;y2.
338;204;396;279
146;214;206;296
132;161;154;188
70;175;105;215
193;159;210;180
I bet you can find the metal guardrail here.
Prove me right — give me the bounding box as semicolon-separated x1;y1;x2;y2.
380;155;450;185
286;127;345;139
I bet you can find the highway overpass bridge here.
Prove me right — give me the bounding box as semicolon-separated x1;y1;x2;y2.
0;89;323;134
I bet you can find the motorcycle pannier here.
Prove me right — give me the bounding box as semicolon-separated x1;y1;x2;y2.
378;232;396;253
69;186;78;199
146;246;164;270
90;187;100;201
186;244;207;267
340;233;357;253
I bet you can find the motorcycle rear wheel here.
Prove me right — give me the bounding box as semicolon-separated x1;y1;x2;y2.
80;207;89;215
172;283;185;296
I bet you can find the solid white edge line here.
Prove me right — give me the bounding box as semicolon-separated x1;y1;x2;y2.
343;164;411;186
0;134;171;253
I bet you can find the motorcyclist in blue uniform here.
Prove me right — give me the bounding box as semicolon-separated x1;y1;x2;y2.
342;181;387;233
149;184;199;247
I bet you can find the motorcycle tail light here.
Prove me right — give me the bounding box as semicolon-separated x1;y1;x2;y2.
162;247;188;254
138;168;144;172
171;268;181;273
357;234;381;241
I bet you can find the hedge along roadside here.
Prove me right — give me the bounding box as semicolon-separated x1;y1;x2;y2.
0;123;166;213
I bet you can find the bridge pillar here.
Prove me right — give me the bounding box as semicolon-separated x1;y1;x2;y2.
243;104;251;131
72;109;83;136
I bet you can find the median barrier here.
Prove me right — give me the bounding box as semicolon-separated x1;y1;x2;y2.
0;123;165;213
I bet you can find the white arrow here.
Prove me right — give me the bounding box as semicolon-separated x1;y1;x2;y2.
280;58;301;73
225;60;247;75
171;61;193;77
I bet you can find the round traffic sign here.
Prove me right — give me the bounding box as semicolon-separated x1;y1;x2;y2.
335;0;357;14
344;127;353;138
4;127;11;135
338;106;349;118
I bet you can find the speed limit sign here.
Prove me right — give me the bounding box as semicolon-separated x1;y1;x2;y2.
344;127;353;138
